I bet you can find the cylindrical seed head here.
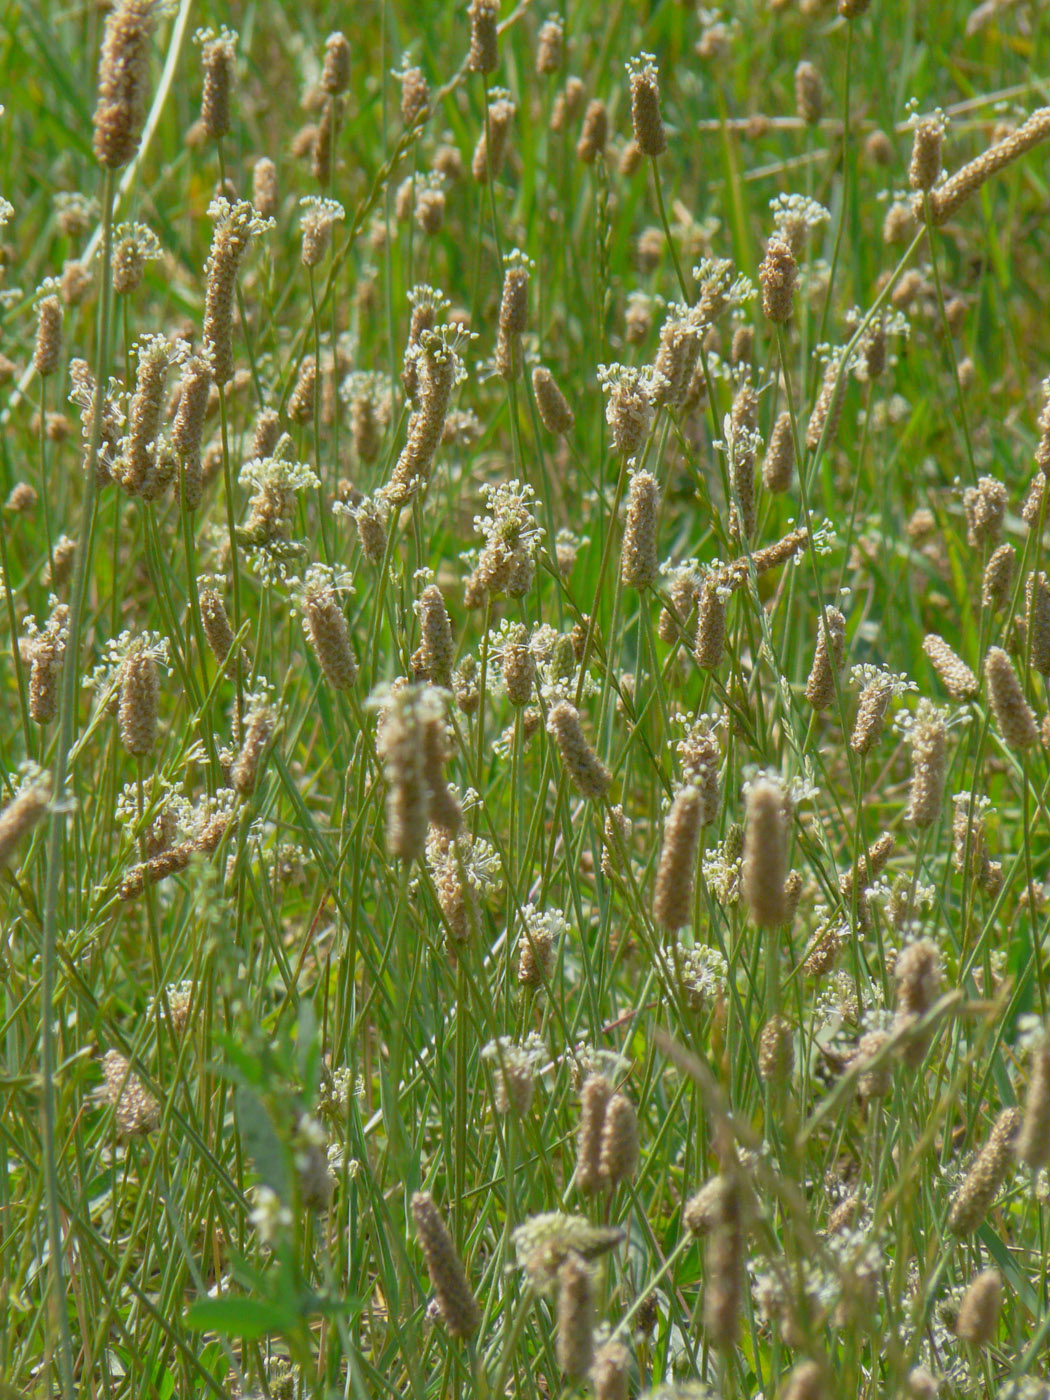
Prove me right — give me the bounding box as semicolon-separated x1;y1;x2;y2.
805;606;846;711
33;297;63;378
557;1252;595;1379
599;1093;639;1188
468;0;499;73
695;578;727;672
947;1108;1021;1235
200;586;235;665
200;29;236;140
794;60;824;125
985;646;1039;750
909;114;944;193
93;0;157;169
0;778;51;868
536;16;563;75
532;365;575;435
1017;1034;1050;1170
119;646;159;755
577;100;608;164
758;1015;793;1084
411;1192;481;1340
1025;572;1050;676
547;702;611;799
591;1340;629;1400
232;702;276;797
907;702;946;828
414;585;455;690
893;937;941;1067
955;1269;1002;1346
620;471;660;589
576;1073;611;1195
922;633;977;699
303;583;357;691
759;235;798;323
763;410;795;492
628;56;667;157
653;786;703;931
321;32;351;95
981;542;1015;612
252;158;278;219
743;778;789;928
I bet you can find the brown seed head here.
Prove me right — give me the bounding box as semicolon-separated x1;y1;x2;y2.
33;297;63;378
532;365;575;435
411;1192;481;1340
908;113;945;193
557;1252;595;1379
759;235;798;323
200;29;236;140
251;158;278;218
93;0;158;169
101;1050;160;1137
695;576;728;672
1017;1033;1050;1170
964;475;1007;550
203;201;259;385
758;1015;793;1084
590;1340;629;1400
985;646;1039;750
536;16;563;75
805;606;846;711
703;1174;744;1350
400;67;430;128
414;585;455;690
907;701;946;828
232;701;277;797
743;778;789;928
547;702;610;800
620;471;660;589
119;644;159;755
628;55;667;157
577;100;609;164
947;1108;1021;1235
321;32;351;96
472;94;514;183
806;349;847;453
893;937;941;1067
599;1093;639;1188
468;0;499;73
653;786;703;931
981;542;1015;612
794;60;824;125
922;633;977;699
576;1073;612;1195
1025;572;1050;676
956;1269;1002;1346
0;778;51;868
303;578;356;692
763;410;796;493
200;586;235;665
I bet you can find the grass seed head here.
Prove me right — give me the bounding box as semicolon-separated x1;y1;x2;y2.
653;785;703;931
947;1108;1021;1235
805;606;846;711
557;1252;596;1379
93;0;158;169
627;54;667;157
981;541;1015;612
743;777;789;928
985;646;1039;750
547;702;611;800
199;28;237;140
922;633;977;699
794;60;824;125
411;1192;481;1340
321;32;351;96
955;1268;1002;1346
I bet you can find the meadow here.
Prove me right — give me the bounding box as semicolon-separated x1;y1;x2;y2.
1;0;1050;1396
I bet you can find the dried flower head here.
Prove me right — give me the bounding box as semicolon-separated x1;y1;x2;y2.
653;786;703;931
947;1108;1021;1235
196;27;237;140
985;646;1039;750
100;1050;160;1137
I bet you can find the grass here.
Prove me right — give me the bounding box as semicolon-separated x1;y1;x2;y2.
1;1;1050;1397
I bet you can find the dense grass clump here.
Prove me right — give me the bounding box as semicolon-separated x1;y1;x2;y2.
2;2;1050;1397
